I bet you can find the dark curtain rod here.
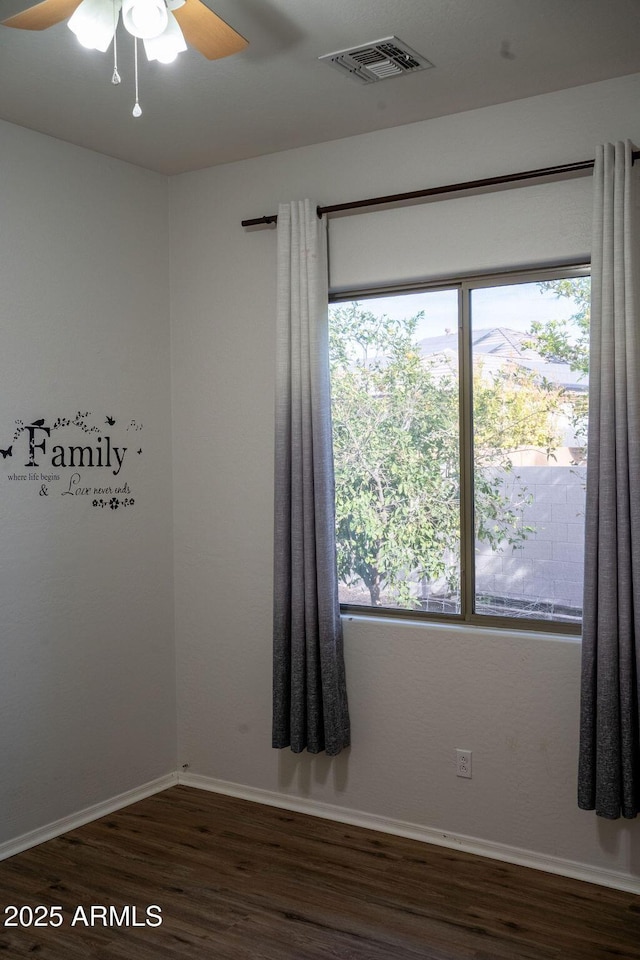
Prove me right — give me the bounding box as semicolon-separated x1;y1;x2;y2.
241;152;640;228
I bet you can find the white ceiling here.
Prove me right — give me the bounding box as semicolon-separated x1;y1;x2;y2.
1;0;640;175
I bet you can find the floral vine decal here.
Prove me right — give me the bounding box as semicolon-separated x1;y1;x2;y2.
92;497;135;510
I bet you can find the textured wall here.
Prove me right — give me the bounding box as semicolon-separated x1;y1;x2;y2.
0;121;176;843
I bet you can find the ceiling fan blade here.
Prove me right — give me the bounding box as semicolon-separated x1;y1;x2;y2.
172;0;247;60
2;0;82;30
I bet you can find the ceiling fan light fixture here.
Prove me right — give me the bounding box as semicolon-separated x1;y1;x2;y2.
68;0;121;51
122;0;167;40
143;9;185;62
5;0;248;119
143;9;186;62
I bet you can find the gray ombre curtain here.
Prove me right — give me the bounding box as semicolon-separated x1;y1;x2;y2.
579;141;640;819
272;199;350;756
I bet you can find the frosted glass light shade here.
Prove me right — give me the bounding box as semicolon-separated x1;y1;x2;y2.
68;0;121;51
122;0;168;39
143;10;186;63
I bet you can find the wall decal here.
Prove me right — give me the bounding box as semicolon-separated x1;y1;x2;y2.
4;413;143;509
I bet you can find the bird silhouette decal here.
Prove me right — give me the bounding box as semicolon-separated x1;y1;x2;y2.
105;416;116;426
0;446;13;458
30;419;45;427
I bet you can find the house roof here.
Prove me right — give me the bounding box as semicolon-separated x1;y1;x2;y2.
418;327;588;391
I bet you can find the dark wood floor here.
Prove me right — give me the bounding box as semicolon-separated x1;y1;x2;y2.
0;785;638;959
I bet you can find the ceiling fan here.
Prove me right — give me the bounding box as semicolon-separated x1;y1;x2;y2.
2;0;248;59
2;0;248;115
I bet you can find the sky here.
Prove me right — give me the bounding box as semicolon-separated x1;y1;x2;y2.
332;277;585;342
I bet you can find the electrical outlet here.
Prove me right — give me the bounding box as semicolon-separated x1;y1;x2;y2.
456;749;472;778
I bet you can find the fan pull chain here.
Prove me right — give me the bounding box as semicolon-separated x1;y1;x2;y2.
132;37;142;117
111;5;121;84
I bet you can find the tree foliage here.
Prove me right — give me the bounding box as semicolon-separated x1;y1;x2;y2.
329;302;564;608
526;277;590;375
329;303;458;606
525;277;590;449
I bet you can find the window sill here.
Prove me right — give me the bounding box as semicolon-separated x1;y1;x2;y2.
340;609;582;644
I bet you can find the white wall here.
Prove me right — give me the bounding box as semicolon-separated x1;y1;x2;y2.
2;73;637;885
170;74;640;884
0;121;176;843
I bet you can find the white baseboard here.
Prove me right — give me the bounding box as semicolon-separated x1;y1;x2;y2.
179;771;639;895
0;772;178;862
2;769;636;895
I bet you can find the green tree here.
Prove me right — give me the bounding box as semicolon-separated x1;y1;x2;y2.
525;277;590;450
329;303;459;607
329;302;563;608
526;277;590;375
472;360;564;542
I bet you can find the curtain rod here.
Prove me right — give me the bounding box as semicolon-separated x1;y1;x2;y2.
241;152;640;228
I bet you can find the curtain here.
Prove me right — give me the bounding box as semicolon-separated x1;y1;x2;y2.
578;141;640;819
272;199;350;756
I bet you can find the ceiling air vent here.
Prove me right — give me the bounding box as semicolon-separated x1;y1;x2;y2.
319;37;434;84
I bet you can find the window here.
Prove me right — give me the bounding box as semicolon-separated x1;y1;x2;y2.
329;268;589;631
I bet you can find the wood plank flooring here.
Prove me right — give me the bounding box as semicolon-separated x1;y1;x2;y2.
0;785;638;959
